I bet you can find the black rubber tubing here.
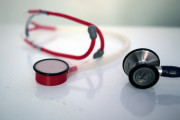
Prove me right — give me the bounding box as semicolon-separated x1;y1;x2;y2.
161;66;180;77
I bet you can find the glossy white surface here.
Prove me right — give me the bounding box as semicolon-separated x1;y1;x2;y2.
0;25;180;120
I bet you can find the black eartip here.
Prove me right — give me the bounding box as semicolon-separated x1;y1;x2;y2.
93;49;104;59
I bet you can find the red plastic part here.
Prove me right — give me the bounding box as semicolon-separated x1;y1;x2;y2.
28;9;41;14
35;72;68;86
69;65;78;73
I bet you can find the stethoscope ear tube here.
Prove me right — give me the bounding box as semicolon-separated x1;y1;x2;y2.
161;66;180;77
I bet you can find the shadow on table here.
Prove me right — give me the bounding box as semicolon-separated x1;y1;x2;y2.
35;67;104;100
120;83;180;117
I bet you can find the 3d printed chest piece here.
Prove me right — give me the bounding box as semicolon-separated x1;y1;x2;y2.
33;59;69;86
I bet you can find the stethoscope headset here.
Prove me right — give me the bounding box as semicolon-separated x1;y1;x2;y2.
24;9;180;89
24;9;130;86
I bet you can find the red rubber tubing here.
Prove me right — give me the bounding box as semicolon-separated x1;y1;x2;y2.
46;11;104;51
24;37;96;60
24;38;36;48
29;21;56;31
28;9;104;51
41;39;96;60
26;9;104;59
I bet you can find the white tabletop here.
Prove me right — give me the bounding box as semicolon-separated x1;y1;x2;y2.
0;25;180;120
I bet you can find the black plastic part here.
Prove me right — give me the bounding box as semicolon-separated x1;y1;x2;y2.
25;14;36;37
129;64;159;89
25;11;47;37
123;48;160;74
93;49;104;59
41;10;48;15
88;25;97;39
161;66;180;77
33;58;69;76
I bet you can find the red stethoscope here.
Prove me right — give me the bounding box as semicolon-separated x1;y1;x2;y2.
24;9;130;86
25;9;104;60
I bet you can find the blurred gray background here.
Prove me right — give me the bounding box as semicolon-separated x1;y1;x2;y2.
0;0;180;26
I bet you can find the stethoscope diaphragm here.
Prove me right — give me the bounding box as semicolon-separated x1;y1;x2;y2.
33;58;69;86
123;48;180;89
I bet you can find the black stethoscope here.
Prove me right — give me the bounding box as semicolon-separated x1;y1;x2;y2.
120;83;180;116
123;48;180;89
